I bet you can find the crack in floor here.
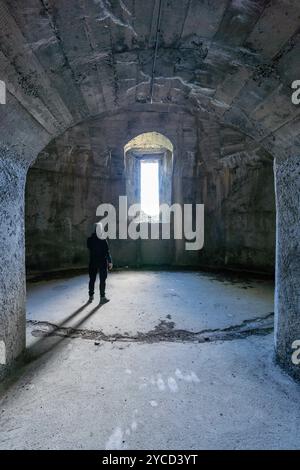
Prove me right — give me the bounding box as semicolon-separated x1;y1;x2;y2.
27;312;274;344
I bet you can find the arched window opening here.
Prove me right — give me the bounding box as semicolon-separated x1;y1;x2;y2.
140;160;159;217
124;132;174;221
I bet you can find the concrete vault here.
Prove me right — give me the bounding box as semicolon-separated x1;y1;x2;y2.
0;0;299;383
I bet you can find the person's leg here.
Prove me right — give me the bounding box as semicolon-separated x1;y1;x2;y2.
88;264;97;300
99;264;108;300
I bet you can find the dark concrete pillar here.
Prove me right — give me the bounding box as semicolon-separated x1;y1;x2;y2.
0;145;27;379
274;154;300;380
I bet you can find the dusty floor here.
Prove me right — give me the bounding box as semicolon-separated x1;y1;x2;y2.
26;270;275;337
0;270;299;449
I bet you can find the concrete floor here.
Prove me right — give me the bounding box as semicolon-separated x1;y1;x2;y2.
0;270;300;449
26;270;274;335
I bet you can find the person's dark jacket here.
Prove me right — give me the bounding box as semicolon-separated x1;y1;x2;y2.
87;233;112;266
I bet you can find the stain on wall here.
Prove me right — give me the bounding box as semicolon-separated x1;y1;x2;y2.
25;107;275;275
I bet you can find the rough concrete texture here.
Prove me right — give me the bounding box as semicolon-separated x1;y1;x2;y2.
26;271;274;339
0;272;299;449
3;336;300;450
0;0;299;158
25;109;276;273
275;154;300;379
0;145;27;379
0;0;299;378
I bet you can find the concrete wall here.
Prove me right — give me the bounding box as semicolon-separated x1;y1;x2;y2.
25;108;276;275
275;154;300;380
0;92;51;379
198;163;276;272
0;0;298;381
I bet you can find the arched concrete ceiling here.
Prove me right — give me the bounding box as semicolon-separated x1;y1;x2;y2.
124;131;174;154
0;0;300;161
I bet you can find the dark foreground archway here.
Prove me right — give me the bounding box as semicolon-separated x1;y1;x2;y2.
0;0;299;381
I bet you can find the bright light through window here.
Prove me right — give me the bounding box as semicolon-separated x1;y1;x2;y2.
140;160;159;217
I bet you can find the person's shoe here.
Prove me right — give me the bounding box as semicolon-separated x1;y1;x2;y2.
100;296;110;304
88;295;94;303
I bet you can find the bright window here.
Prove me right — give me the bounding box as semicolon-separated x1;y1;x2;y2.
140;160;159;217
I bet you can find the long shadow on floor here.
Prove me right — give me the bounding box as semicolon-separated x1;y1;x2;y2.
0;301;106;395
26;301;105;360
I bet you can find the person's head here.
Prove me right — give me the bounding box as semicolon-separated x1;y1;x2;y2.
94;222;104;239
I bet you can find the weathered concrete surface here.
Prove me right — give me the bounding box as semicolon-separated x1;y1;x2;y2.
0;333;300;449
1;0;300;157
25;108;276;273
26;271;274;338
0;87;52;376
3;270;299;450
275;155;300;380
0;0;299;383
0;146;27;378
0;75;56;376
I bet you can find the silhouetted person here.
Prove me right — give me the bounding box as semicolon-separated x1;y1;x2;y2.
87;223;113;304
